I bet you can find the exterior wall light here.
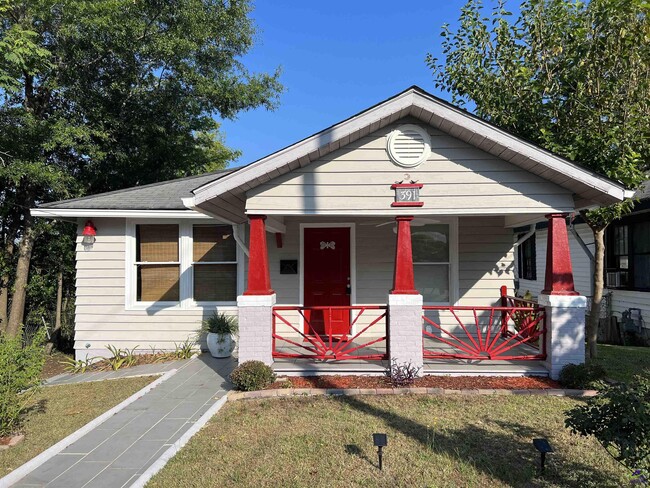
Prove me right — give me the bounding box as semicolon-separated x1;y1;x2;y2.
82;220;97;246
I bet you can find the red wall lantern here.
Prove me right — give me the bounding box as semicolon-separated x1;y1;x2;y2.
82;220;97;245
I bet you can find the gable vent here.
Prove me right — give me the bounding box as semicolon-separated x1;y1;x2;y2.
386;124;431;168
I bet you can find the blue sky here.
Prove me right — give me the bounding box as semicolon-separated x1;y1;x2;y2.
218;0;471;167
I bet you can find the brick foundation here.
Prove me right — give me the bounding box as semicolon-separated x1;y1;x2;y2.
237;294;276;365
539;294;587;379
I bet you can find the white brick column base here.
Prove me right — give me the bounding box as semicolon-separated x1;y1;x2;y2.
387;294;424;375
538;294;587;380
237;294;276;366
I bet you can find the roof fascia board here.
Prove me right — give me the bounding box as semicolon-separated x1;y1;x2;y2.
31;209;212;219
193;91;415;204
414;92;626;200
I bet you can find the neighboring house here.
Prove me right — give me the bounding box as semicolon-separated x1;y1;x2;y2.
32;86;630;379
514;182;650;341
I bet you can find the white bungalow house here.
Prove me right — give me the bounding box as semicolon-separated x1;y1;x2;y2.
32;86;632;379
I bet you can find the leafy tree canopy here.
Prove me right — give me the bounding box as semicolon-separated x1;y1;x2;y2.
0;0;283;335
428;0;649;225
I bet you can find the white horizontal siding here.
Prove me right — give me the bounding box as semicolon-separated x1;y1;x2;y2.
609;290;650;328
246;118;575;214
73;218;236;360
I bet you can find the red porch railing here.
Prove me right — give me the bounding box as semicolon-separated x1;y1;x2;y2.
272;306;388;360
422;290;546;361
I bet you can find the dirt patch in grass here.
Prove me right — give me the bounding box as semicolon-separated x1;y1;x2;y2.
41;351;72;379
268;375;560;390
148;395;626;488
0;375;155;475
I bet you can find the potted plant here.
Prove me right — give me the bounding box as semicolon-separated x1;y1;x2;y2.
202;312;238;358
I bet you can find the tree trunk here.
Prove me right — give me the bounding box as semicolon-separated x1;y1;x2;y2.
0;234;16;333
586;227;605;360
6;215;35;338
45;270;63;354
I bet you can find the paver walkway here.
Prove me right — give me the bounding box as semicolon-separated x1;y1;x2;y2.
44;360;184;386
12;355;234;488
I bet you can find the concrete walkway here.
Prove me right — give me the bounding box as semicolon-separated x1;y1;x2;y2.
44;360;184;386
12;355;234;488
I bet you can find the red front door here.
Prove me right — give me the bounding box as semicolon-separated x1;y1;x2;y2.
303;227;351;336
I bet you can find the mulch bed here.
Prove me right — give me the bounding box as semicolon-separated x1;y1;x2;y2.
268;375;560;390
85;353;178;372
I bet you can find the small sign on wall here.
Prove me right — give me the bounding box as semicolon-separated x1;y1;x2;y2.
391;183;424;207
280;260;298;274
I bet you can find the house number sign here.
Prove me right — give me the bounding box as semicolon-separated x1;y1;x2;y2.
390;182;424;207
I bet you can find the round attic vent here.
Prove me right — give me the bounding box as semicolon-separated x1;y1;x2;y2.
386;124;431;168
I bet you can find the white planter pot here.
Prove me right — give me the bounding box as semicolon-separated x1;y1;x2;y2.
206;332;233;358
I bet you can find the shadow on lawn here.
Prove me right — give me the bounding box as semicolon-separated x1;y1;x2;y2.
334;395;621;487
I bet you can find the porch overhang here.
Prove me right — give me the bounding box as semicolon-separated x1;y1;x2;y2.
191;86;628;224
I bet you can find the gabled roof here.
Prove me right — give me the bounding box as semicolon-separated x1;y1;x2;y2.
191;86;630;218
34;169;233;213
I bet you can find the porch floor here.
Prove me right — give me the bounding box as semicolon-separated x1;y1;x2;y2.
272;337;548;377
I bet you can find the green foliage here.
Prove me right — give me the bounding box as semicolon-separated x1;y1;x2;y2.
172;340;196;360
558;363;608;389
0;328;46;435
565;375;650;475
428;0;650;216
60;355;96;374
201;312;238;336
105;345;139;371
229;360;276;391
1;0;283;336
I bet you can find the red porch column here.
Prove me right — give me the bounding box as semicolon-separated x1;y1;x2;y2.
391;216;418;294
244;215;274;295
542;213;578;296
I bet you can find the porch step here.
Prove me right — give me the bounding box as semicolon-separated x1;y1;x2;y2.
273;359;549;377
423;361;549;377
273;359;387;376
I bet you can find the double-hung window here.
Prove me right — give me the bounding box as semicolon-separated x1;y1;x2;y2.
606;216;650;290
517;233;536;281
192;225;238;302
135;224;180;302
129;221;238;307
412;224;451;303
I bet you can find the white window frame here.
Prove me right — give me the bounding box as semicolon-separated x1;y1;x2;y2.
412;217;458;306
125;219;242;310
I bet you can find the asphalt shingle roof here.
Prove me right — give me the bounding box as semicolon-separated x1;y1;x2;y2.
38;169;233;210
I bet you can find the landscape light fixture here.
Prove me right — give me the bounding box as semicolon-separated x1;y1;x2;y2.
82;220;97;246
533;438;554;474
372;433;387;470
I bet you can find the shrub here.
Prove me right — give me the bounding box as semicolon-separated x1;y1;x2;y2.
201;312;238;336
0;329;46;436
230;360;276;391
386;359;421;387
558;362;607;389
565;375;650;478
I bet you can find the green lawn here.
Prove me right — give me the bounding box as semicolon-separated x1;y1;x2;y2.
147;395;627;488
593;344;650;383
0;376;155;475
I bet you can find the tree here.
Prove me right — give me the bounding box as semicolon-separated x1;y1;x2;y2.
565;376;650;479
427;0;650;358
0;0;283;337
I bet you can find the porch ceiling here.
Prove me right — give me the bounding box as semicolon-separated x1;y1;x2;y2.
190;86;629;224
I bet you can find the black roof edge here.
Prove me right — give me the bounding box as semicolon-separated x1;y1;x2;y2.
39;168;233;208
